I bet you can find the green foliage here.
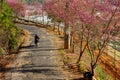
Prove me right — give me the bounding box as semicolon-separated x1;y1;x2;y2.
77;62;87;72
0;1;21;53
0;2;13;29
0;47;6;55
96;66;113;80
8;26;21;50
59;50;65;57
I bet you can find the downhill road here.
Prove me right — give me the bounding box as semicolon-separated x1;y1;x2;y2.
5;24;68;80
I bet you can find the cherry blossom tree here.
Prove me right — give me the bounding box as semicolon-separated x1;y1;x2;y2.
44;0;78;50
33;1;42;15
45;0;120;79
72;0;120;79
6;0;25;16
6;0;43;19
86;0;120;78
4;0;120;79
44;0;68;48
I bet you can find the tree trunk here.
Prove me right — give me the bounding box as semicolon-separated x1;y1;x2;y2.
64;24;68;49
53;21;56;30
70;32;74;53
70;37;74;53
77;43;88;63
76;51;84;63
57;22;61;35
64;33;69;49
91;64;94;80
68;28;71;49
42;11;44;24
84;64;94;80
46;17;49;25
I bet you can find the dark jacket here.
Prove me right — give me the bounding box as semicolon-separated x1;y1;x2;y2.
35;34;39;44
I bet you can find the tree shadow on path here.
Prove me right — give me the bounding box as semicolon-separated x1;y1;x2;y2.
3;65;85;80
19;45;64;52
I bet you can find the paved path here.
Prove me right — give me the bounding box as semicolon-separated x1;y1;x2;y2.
5;25;68;80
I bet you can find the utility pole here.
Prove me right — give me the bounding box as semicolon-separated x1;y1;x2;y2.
42;0;44;24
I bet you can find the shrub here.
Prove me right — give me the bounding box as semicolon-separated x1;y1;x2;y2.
0;1;21;53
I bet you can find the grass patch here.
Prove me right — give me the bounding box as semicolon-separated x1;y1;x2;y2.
96;65;113;80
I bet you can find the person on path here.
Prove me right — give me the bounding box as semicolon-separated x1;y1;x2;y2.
34;34;39;47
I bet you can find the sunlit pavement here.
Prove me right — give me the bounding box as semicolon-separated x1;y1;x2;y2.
5;25;67;80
